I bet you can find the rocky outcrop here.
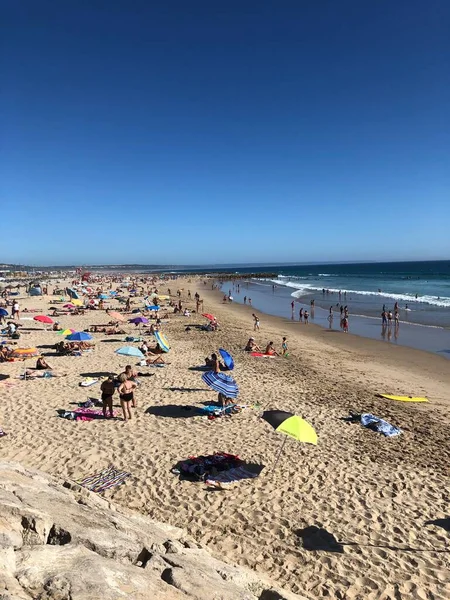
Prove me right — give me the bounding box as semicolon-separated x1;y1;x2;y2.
0;462;304;600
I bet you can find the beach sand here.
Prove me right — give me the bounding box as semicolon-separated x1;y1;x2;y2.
0;279;449;599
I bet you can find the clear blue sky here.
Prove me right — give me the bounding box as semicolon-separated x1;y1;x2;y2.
2;1;449;266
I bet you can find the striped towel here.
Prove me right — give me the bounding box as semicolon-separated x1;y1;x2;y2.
205;465;263;487
78;465;131;493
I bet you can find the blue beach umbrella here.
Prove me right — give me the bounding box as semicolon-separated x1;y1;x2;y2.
0;308;8;317
66;331;93;341
145;305;160;311
98;294;108;300
219;348;234;370
202;371;239;399
115;346;144;358
154;331;170;353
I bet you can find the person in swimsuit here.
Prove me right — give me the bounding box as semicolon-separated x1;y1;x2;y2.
118;377;137;420
244;337;261;352
36;357;52;370
265;341;278;356
100;375;116;418
281;337;288;356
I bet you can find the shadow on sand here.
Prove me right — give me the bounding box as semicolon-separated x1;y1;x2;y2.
145;405;203;418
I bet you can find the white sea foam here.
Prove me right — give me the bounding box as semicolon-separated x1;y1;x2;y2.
268;278;450;308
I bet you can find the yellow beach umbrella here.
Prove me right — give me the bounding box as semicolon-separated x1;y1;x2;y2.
262;410;318;471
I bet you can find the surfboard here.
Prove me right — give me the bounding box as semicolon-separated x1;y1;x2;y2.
378;394;429;403
250;352;276;358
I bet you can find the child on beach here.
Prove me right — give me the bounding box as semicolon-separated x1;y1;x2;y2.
282;337;289;356
252;313;260;330
342;317;349;333
303;310;309;324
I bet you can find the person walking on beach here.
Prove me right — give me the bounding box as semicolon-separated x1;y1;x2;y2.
100;375;115;418
12;301;20;320
253;313;260;331
299;308;303;322
303;310;309;324
281;337;289;356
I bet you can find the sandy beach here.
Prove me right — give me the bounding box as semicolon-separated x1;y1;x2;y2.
0;277;449;600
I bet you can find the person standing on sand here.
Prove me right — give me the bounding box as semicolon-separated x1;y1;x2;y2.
253;313;260;331
282;337;289;356
100;376;115;418
12;301;20;320
244;296;247;304
303;310;309;324
248;298;252;306
299;308;303;322
118;374;137;421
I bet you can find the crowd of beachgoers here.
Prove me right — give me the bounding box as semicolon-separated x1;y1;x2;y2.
0;273;449;599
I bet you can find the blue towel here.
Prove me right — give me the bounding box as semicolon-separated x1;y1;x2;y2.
201;404;236;415
360;413;402;437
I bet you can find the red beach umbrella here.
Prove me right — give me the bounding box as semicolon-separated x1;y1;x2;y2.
202;313;215;321
34;315;54;324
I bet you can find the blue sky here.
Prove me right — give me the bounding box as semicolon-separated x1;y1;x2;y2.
2;1;449;265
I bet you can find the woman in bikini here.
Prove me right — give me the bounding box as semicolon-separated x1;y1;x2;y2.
118;375;137;421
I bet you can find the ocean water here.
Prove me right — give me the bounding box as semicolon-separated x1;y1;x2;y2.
222;260;450;327
216;260;450;357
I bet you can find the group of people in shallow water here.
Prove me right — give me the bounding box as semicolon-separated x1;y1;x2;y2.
381;302;400;327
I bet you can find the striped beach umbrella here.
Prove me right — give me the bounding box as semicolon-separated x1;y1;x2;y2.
202;371;239;399
154;331;170;353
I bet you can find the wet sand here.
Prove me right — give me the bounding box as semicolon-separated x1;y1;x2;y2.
219;279;450;358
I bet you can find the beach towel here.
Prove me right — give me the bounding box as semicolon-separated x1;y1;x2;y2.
205;464;263;487
74;407;118;419
79;378;99;387
360;413;402;437
172;452;242;482
200;404;237;416
77;465;131;493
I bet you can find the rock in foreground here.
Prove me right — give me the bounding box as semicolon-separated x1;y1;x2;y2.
0;462;304;600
